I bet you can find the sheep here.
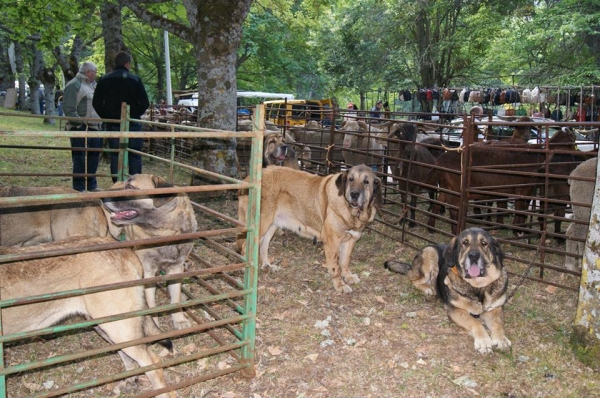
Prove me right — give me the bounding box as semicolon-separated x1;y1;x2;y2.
339;120;386;170
564;157;597;271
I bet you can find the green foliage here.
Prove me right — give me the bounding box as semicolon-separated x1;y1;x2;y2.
237;1;329;98
2;0;599;102
0;0;99;49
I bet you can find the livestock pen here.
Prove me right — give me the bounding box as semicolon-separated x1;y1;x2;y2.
146;104;599;292
0;108;266;397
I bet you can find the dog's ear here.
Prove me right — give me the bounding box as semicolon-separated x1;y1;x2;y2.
442;236;458;268
335;170;348;197
490;236;505;266
151;175;176;208
369;175;383;209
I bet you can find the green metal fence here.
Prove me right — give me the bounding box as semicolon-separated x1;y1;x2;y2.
0;106;264;397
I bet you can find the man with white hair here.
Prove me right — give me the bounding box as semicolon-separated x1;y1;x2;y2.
63;61;102;192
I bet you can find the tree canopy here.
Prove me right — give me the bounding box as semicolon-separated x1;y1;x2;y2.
1;0;599;106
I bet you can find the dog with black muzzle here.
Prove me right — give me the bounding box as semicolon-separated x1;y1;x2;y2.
385;227;510;354
237;164;381;293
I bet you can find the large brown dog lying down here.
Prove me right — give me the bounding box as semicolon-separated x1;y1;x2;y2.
385;227;510;354
237;164;381;293
0;237;174;398
0;175;198;330
0;186;108;246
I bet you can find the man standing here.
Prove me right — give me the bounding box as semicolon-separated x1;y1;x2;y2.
63;62;102;192
93;51;149;182
370;100;383;122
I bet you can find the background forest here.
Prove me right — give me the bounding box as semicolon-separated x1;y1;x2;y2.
1;0;599;113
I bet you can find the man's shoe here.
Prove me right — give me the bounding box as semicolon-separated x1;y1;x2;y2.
89;188;103;192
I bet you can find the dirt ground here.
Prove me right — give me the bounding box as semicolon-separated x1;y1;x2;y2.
2;153;598;398
180;226;597;398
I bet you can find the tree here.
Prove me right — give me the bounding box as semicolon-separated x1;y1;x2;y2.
122;0;254;179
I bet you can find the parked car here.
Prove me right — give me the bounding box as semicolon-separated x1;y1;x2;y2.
440;116;597;151
528;128;596;152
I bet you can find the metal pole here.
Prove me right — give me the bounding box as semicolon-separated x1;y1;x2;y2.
164;31;173;106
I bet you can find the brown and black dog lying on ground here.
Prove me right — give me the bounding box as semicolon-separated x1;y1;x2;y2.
385;227;510;354
0;237;175;398
237;164;381;293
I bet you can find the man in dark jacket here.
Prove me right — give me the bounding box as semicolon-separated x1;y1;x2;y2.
93;51;149;182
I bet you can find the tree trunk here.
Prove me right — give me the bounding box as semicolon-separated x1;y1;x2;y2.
572;158;600;370
122;0;253;182
100;2;127;73
13;42;27;110
190;3;250;185
52;34;86;84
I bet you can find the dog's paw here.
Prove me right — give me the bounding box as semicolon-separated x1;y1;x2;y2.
341;284;353;293
473;336;493;354
343;273;360;285
173;315;192;330
333;279;354;293
261;262;281;271
492;336;512;350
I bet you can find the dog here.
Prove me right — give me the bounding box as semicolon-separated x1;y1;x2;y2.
101;174;198;330
263;131;300;169
0;186;108;247
0;237;174;398
1;175;198;330
237;164;381;293
384;227;510;354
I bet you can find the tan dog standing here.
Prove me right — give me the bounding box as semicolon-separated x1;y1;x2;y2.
238;164;381;293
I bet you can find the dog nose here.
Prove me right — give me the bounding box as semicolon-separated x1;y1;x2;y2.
350;191;360;200
468;251;480;263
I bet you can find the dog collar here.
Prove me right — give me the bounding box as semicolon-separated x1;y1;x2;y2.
449;266;459;275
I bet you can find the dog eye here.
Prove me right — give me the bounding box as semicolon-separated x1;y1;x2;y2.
462;238;468;245
349;176;354;182
363;179;369;185
481;240;488;246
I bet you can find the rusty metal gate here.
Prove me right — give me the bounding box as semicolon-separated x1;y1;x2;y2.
0;107;265;397
276;109;598;292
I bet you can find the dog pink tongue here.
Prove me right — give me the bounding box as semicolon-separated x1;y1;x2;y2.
468;265;480;277
112;210;137;220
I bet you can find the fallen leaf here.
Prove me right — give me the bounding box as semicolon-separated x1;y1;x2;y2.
218;362;231;370
545;285;557;294
196;358;208;371
305;353;319;362
375;296;386;304
43;380;55;389
182;343;197;355
221;392;236;398
268;346;283;356
313;386;328;392
23;382;42;392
